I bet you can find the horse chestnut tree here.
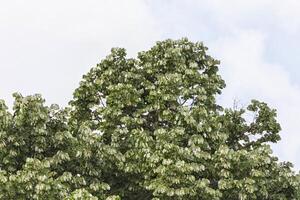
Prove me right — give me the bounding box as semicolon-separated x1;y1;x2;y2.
0;39;299;199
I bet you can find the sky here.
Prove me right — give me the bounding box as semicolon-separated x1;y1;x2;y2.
1;0;300;170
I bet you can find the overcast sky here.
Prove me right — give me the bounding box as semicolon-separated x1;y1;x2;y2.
1;0;300;170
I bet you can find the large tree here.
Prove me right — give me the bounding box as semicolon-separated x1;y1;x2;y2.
0;39;299;199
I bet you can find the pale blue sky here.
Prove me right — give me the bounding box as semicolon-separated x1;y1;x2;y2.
1;0;300;170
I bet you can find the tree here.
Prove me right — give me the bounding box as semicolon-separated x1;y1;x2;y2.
0;38;299;199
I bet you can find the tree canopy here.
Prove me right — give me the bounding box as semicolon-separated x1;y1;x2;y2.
0;38;299;199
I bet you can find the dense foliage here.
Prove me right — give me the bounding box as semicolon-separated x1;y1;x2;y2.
0;39;299;199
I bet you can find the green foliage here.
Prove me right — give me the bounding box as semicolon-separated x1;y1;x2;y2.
0;38;299;199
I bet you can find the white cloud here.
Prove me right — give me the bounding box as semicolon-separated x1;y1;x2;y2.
192;0;300;34
0;0;162;107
